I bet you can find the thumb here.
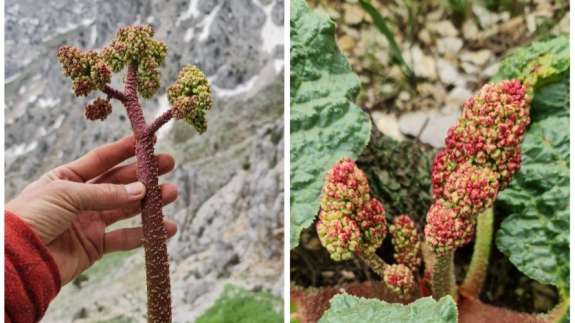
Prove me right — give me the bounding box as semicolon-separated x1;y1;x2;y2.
50;180;146;211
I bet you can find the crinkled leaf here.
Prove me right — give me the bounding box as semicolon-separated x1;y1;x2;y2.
530;74;569;122
290;0;371;248
495;36;570;299
492;35;569;90
319;295;457;323
496;116;570;296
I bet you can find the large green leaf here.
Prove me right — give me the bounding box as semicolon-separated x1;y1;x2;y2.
495;36;570;299
530;75;570;122
492;35;569;90
319;295;458;323
496;116;570;296
290;0;371;248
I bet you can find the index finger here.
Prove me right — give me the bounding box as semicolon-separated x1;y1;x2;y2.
46;136;136;183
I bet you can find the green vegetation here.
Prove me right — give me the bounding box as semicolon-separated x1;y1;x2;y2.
196;285;282;323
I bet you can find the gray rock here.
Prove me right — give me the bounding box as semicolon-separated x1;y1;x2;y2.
398;110;430;138
5;0;284;321
445;87;472;110
436;37;463;55
460;50;493;67
398;109;460;148
420;112;460;148
437;59;460;85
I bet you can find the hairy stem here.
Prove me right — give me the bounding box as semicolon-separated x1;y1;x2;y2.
123;63;172;322
102;85;127;102
146;109;173;137
357;251;387;278
432;250;456;300
461;208;493;297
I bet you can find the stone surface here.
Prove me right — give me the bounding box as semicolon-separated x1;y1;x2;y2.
410;46;437;80
372;111;403;141
460;49;493;67
398;110;430;138
445;87;472;110
436;37;463;55
437;59;460;85
398;109;461;148
5;0;284;321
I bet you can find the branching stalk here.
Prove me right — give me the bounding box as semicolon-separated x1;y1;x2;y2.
102;85;127;102
147;110;174;137
461;208;494;297
357;251;387;278
124;63;172;322
57;25;212;323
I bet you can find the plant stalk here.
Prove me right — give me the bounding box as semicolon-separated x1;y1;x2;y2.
461;208;494;297
357;251;387;278
124;63;172;322
432;250;456;300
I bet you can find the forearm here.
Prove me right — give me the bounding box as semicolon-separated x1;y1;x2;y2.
5;211;61;323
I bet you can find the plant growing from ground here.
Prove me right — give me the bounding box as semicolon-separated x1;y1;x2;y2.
57;25;212;323
316;158;419;299
290;1;570;321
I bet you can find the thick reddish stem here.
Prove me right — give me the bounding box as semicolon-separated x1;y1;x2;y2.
146;109;173;137
102;85;127;102
123;63;172;322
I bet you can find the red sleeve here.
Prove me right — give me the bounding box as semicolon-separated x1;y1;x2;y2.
5;211;61;323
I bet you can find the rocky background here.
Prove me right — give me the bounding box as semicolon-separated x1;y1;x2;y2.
309;0;569;148
5;0;284;322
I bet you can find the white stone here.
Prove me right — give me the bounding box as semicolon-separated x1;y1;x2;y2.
411;46;437;80
461;62;479;74
398;110;431;137
372;111;404;140
482;63;501;78
437;59;460;85
437;37;463;54
420;112;460;147
429;20;458;37
446;87;472;109
460;50;493;66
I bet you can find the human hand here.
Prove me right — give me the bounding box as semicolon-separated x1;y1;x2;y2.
6;136;178;285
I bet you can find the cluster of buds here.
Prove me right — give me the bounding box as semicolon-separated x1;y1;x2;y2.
426;80;530;254
316;158;385;261
167;65;213;134
57;46;111;96
425;203;473;254
101;25;167;98
390;215;421;271
84;97;112;121
382;264;416;296
317;158;420;296
438;163;499;217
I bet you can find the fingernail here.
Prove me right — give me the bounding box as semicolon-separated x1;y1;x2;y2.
125;182;145;197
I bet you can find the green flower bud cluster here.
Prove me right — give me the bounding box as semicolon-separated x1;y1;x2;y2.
84;97;112;121
390;215;421;271
316;158;387;261
425;203;473;254
439;163;499;217
57;46;111;96
426;80;530;254
167;65;213;134
101;25;168;98
383;264;416;296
